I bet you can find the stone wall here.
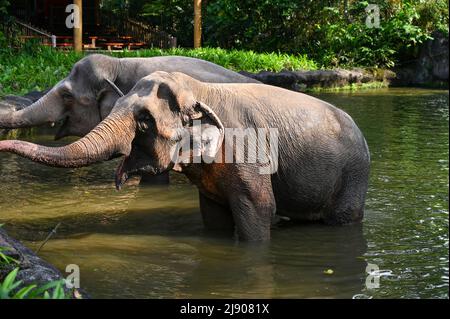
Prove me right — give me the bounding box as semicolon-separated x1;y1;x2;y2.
393;31;449;87
241;31;448;91
240;68;396;91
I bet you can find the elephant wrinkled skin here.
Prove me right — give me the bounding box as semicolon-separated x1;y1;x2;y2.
0;54;258;184
0;72;370;242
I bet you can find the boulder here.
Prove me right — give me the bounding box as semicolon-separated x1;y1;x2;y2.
0;227;88;299
0;89;48;136
241;68;394;91
393;31;449;87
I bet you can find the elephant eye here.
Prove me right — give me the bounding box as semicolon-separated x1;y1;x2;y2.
62;91;74;102
137;112;153;133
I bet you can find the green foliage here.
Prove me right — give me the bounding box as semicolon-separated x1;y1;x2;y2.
204;0;309;52
0;0;9;16
0;46;83;95
0;225;67;299
0;46;317;95
415;0;449;35
313;1;433;68
0;247;19;265
117;47;317;72
112;0;448;68
0;268;67;299
203;0;442;68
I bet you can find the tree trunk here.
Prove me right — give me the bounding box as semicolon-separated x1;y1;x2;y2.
194;0;202;48
73;0;83;52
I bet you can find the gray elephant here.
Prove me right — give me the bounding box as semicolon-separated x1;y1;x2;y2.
0;72;370;241
0;54;257;136
0;54;258;183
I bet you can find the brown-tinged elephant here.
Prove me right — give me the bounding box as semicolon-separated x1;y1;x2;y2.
0;54;258;183
0;72;370;241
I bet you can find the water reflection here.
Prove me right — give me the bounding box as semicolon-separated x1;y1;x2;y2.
19;223;367;298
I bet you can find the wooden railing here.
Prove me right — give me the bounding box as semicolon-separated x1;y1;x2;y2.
10;19;57;48
4;14;176;51
102;13;177;49
124;18;177;48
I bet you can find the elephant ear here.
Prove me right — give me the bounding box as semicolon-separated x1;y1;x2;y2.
173;102;224;164
193;102;224;161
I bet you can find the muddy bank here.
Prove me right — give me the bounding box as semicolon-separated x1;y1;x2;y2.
0;227;87;298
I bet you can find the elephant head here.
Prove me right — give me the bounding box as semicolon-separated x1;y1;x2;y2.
0;72;225;188
0;54;259;142
0;54;124;139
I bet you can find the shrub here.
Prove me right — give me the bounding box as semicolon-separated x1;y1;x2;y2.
0;46;317;95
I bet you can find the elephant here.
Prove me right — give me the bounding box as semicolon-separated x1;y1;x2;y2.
0;72;371;241
0;54;258;183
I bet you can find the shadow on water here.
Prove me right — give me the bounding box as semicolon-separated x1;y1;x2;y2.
0;88;448;298
10;218;368;299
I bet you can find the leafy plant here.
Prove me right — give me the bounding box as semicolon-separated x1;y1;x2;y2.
0;45;317;96
0;225;67;299
0;0;9;16
0;268;67;299
0;247;19;265
116;0;447;69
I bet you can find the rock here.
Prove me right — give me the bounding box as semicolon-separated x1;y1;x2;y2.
0;96;33;113
24;89;50;102
0;89;49;136
0;89;48;114
393;31;449;87
0;227;88;299
242;32;448;91
241;68;394;91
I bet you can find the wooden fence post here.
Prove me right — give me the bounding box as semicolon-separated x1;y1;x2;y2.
194;0;202;48
73;0;83;52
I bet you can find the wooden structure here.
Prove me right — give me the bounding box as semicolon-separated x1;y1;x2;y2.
73;0;82;52
194;0;202;48
8;0;176;51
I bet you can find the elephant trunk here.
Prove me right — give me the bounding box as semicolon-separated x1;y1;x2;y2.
0;87;65;129
0;111;136;168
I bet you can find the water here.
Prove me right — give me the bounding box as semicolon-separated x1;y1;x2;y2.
0;88;448;299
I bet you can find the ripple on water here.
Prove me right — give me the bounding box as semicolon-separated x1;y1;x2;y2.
0;88;448;298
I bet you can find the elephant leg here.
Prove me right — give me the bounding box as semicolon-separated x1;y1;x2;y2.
228;172;276;242
324;169;368;225
139;171;170;185
199;192;235;232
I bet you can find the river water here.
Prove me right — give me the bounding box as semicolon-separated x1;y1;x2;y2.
0;88;448;299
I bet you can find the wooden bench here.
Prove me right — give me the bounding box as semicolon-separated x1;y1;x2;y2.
103;42;126;51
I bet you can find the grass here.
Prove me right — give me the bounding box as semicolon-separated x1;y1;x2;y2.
0;46;317;96
117;47;318;73
0;268;67;299
307;81;389;92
